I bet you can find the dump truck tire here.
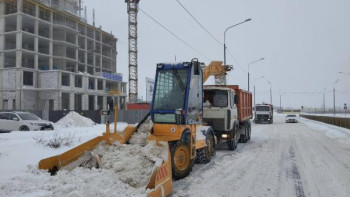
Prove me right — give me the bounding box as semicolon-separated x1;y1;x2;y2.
227;127;238;151
195;132;215;164
171;140;194;180
240;125;249;143
247;123;251;141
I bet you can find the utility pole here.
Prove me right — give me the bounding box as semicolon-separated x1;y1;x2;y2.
126;0;140;103
268;80;272;104
279;90;282;111
333;79;340;115
323;88;326;113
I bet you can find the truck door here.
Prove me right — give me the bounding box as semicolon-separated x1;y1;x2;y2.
229;91;237;129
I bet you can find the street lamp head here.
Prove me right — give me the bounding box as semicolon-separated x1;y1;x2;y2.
260;58;265;60
245;18;252;22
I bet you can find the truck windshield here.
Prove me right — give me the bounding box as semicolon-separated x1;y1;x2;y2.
204;90;228;107
256;106;270;111
153;69;188;110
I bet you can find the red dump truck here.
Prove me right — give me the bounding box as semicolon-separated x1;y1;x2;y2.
203;85;253;150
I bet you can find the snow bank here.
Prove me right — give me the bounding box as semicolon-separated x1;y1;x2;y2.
129;117;153;146
56;111;96;127
0;141;166;197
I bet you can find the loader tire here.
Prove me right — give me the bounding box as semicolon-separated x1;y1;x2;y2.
171;140;194;180
195;132;215;164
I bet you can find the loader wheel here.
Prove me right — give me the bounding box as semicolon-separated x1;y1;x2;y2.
195;133;215;164
171;140;194;180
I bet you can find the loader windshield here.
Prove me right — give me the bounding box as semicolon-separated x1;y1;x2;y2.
153;69;188;111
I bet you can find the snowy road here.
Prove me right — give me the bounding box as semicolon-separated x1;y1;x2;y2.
172;115;350;197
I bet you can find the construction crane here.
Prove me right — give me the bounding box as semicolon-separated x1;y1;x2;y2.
125;0;140;102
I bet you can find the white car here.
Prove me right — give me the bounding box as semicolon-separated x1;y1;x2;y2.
0;112;54;132
285;114;299;123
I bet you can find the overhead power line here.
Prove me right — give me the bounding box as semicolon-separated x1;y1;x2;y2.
139;8;210;61
175;0;222;46
175;0;247;74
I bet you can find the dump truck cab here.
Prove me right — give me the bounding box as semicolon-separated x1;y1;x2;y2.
203;86;238;132
255;104;274;124
203;85;252;150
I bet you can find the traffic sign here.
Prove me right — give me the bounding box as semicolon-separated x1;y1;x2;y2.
345;103;347;110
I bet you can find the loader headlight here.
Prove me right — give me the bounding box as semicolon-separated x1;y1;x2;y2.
222;134;228;139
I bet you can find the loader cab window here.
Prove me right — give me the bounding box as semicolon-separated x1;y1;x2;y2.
204;90;228;107
153;68;188;123
187;65;202;124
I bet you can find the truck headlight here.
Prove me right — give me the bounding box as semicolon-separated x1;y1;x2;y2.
222;134;228;138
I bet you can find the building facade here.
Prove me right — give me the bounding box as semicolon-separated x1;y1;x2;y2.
0;0;127;112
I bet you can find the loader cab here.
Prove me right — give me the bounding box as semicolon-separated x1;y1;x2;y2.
151;61;203;125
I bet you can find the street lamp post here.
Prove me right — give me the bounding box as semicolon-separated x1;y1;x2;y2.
268;80;272;104
224;19;252;67
248;57;265;92
254;75;265;116
323;88;326;114
333;79;340;115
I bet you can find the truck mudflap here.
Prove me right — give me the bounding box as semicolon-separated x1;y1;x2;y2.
39;124;173;197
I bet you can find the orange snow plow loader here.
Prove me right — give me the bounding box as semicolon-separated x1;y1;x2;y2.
38;107;173;197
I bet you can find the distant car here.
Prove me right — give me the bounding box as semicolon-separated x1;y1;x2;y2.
0;112;54;132
285;114;299;123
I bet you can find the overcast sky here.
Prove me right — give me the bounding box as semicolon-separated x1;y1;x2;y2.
84;0;350;109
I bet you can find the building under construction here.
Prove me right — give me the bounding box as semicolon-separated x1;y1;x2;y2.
0;0;127;112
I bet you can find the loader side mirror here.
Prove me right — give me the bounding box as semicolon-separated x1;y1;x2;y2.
193;61;200;75
234;94;239;105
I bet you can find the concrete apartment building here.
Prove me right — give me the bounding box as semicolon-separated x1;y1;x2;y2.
0;0;127;113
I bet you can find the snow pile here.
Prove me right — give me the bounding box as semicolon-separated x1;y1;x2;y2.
56;111;96;127
129;117;153;146
0;141;166;197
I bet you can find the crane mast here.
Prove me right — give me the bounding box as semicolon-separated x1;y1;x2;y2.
125;0;140;102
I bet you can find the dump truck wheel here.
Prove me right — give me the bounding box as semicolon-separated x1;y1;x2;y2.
171;141;194;180
227;129;238;151
195;132;215;164
247;124;251;141
240;125;248;143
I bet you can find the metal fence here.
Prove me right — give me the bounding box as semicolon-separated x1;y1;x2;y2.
300;114;350;129
0;109;150;124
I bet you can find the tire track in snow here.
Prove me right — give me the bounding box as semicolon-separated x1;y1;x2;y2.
288;146;305;197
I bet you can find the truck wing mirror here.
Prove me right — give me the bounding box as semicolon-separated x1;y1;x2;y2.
234;94;239;105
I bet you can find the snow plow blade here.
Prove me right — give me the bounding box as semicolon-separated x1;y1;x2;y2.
38;125;173;197
38;125;137;173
